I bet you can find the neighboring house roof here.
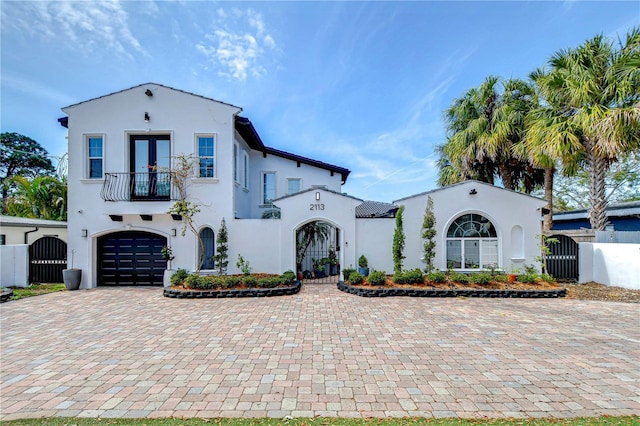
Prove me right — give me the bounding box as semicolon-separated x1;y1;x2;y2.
57;83;351;184
553;201;640;221
393;179;547;204
0;215;67;228
356;201;399;218
235;117;351;184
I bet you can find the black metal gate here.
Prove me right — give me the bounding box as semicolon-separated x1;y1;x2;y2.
546;234;579;281
296;221;341;284
29;236;67;283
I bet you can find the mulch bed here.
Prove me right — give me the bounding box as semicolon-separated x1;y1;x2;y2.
564;282;640;303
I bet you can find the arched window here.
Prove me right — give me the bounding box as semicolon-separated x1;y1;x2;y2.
199;227;215;270
446;214;498;269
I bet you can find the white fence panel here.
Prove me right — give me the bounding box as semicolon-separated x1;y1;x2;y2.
595;231;640;244
579;243;640;290
0;244;29;288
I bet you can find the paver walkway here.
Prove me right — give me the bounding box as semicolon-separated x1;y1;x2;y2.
1;284;639;420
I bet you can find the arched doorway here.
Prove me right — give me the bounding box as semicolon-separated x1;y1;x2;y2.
97;231;167;286
295;220;341;284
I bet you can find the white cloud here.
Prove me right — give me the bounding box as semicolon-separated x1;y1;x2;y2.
1;73;76;106
196;8;278;82
1;0;145;59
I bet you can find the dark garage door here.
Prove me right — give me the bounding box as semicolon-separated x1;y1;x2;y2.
98;231;167;286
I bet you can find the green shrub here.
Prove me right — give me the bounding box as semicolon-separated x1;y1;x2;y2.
281;270;296;283
523;264;537;275
368;270;387;286
469;272;492;285
493;274;508;283
427;271;447;283
243;276;258;288
358;255;368;268
398;268;424;284
184;273;200;289
448;271;469;284
540;273;554;282
224;276;241;288
170;268;189;286
258;277;281;288
342;268;356;281
348;271;364;285
517;273;537;283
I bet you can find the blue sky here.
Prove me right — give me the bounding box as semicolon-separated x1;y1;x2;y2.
1;1;638;203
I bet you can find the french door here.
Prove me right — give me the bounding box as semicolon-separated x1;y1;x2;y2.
130;135;171;200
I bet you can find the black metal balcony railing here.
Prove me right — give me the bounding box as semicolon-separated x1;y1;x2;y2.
101;172;178;201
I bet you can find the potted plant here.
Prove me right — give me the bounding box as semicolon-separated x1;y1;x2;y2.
328;246;338;276
312;258;324;278
63;249;82;290
161;245;175;287
507;266;520;283
358;255;369;277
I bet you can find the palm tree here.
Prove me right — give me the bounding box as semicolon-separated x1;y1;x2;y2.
523;28;640;231
5;175;67;220
295;221;330;273
440;76;544;192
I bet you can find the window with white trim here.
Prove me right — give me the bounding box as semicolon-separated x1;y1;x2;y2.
262;172;276;204
197;135;215;178
199;227;215;270
287;178;301;195
446;213;498;269
242;151;249;189
233;142;239;182
87;136;103;179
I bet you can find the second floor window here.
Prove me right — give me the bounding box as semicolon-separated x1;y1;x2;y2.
287;178;301;195
198;136;215;178
243;152;249;189
263;172;276;204
87;136;103;179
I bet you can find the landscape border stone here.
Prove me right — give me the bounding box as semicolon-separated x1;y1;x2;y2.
337;281;566;298
163;280;302;299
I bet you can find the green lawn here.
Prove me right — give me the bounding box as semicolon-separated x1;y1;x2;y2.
9;283;66;300
3;417;638;426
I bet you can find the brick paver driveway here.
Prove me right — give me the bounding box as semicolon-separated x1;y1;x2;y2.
1;284;639;420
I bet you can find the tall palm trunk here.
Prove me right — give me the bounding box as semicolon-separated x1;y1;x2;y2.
498;163;514;190
543;167;554;232
586;138;609;231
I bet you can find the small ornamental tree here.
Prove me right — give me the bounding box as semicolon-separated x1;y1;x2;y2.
166;154;205;270
214;218;229;275
422;196;437;273
392;206;405;275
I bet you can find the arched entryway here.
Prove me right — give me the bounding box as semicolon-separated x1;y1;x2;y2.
295;220;341;284
97;231;167;286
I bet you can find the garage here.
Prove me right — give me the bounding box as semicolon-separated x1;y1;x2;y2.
98;231;167;286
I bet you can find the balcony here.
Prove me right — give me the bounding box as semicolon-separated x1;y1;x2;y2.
101;172;178;201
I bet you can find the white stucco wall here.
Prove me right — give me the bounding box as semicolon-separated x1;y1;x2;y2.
579;243;640;289
0;224;68;245
395;181;546;272
355;218;395;273
0;245;29;288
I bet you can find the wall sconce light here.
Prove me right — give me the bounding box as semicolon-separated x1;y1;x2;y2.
469;188;477;195
145;89;153;97
315;191;320;201
171;228;177;237
81;229;88;237
144;112;150;122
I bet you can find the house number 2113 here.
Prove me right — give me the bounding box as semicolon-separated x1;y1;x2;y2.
309;203;325;211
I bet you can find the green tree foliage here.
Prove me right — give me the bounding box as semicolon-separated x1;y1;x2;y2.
214;218;229;275
438;76;544;193
295;221;330;272
1;132;56;208
4;175;67;220
549;153;640;211
421;196;436;273
392;206;405;275
524;28;640;230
